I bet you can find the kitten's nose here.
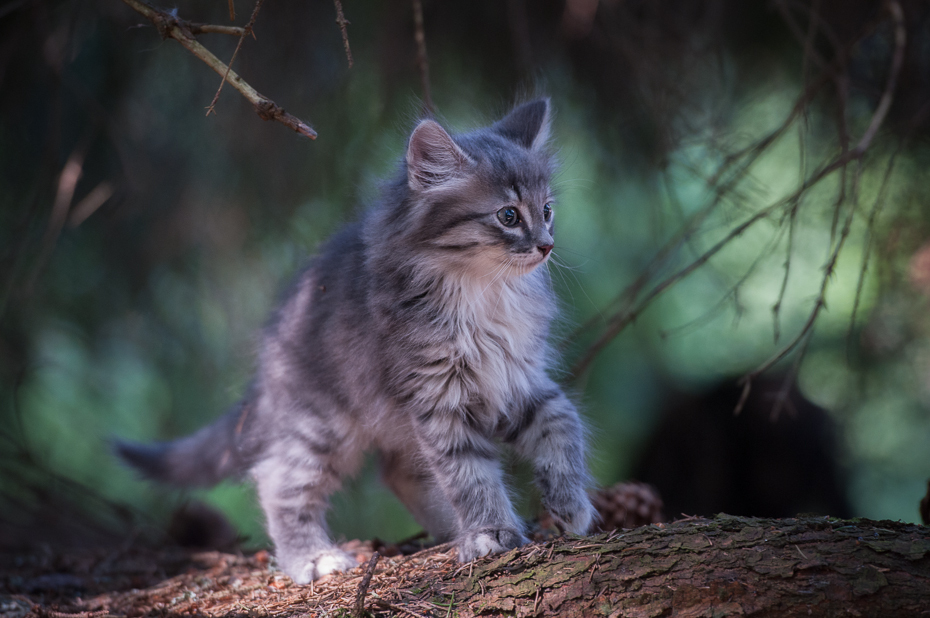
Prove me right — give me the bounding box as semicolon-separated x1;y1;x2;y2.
537;244;554;257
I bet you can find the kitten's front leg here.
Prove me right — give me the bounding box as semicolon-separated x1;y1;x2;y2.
414;411;528;561
509;390;595;535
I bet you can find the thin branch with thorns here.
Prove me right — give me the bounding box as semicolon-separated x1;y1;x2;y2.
737;0;905;404
567;1;907;384
120;0;317;139
334;0;353;68
205;0;265;117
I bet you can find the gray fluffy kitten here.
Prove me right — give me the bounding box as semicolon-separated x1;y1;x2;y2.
117;99;595;583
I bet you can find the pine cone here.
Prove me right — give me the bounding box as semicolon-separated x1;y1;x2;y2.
591;481;665;531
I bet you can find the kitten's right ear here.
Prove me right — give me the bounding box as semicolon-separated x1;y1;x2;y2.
406;120;472;192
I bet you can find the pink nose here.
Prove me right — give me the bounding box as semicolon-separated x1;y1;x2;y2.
538;244;554;257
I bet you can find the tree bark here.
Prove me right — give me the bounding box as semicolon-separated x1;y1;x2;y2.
8;515;929;618
391;515;930;617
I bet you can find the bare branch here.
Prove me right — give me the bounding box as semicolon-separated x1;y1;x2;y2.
569;6;905;379
412;0;432;114
772;204;797;344
739;160;862;397
120;0;317;139
742;1;907;384
334;0;353;68
781;0;846;58
68;181;114;227
847;148;900;358
581;66;848;344
851;1;905;156
188;23;247;36
206;0;265;117
25;141;91;293
661;222;787;342
563;150;784;354
768;330;809;420
774;0;829;75
706;71;828;189
570;196;788;378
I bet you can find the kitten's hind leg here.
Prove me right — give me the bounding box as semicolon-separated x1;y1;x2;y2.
253;450;358;583
380;448;456;542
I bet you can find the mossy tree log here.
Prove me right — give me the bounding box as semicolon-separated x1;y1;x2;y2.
10;516;930;617
395;515;930;617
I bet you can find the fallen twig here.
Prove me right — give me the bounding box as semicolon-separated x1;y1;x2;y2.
354;551;380;617
375;599;431;618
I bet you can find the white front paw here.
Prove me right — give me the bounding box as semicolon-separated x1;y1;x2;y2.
548;490;596;535
288;548;358;584
566;497;596;535
457;527;528;562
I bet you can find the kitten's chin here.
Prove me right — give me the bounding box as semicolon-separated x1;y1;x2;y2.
508;254;549;275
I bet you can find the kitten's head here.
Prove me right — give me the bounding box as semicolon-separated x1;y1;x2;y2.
403;99;557;279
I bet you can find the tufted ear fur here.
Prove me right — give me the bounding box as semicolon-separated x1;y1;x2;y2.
406;120;472;191
493;99;551;151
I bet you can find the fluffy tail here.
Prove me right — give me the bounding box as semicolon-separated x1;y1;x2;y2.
114;405;252;488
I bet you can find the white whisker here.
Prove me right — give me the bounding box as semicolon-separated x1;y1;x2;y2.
546;256;575;305
475;256;512;308
550;250;603;317
549;254;585;273
491;257;517;316
552;245;595;264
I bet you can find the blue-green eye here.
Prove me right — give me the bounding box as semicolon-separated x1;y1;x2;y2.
497;207;520;227
543;203;552;221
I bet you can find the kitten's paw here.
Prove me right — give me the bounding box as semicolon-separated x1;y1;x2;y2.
286;548;359;584
457;527;528;562
547;489;596;535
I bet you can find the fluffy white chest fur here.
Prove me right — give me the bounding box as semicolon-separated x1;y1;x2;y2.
407;273;544;422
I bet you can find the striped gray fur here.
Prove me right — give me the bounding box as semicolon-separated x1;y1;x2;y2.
115;99;595;583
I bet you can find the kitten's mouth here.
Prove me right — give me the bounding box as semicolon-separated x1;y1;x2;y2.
510;252;549;272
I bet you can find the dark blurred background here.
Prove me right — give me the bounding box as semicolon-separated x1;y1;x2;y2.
2;0;930;550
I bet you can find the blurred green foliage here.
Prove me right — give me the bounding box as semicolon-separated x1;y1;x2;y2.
2;0;930;549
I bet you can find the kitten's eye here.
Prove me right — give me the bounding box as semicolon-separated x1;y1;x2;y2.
543;203;552;222
497;207;520;227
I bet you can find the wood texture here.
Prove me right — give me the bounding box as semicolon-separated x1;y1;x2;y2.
5;516;929;617
411;515;930;617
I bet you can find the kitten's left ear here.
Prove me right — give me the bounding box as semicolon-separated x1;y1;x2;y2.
494;99;551;151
